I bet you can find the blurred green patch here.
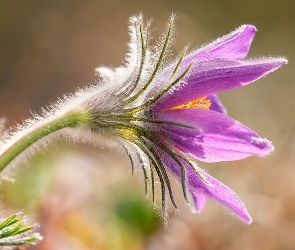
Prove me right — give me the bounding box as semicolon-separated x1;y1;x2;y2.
1;150;56;211
112;192;161;237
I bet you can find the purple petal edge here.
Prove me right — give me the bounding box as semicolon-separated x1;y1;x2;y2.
191;167;252;224
191;191;207;212
146;25;257;100
154;108;274;162
186;24;257;61
208;94;227;114
157;149;252;223
153;57;287;112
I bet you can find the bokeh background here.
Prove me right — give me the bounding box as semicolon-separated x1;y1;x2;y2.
0;0;294;249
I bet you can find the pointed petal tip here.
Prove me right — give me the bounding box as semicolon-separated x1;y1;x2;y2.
231;24;256;39
246;56;288;66
268;57;288;66
279;57;288;64
228;199;252;224
246;217;253;224
240;24;257;33
236;57;288;84
239;212;252;224
251;136;274;158
233;24;257;45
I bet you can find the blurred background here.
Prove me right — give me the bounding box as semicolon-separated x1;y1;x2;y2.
0;0;294;249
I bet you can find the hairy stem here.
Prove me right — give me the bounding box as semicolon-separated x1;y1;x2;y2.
0;110;93;172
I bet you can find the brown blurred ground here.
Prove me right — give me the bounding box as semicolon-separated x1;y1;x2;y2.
0;0;294;249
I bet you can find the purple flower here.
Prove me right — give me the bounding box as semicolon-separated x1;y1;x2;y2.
1;14;285;225
99;15;286;224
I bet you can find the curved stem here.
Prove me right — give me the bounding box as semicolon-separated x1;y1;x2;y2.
0;110;93;172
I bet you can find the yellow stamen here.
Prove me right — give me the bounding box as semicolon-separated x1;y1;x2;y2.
117;128;135;141
165;96;211;111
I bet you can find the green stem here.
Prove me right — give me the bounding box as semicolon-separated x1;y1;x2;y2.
0;110;93;172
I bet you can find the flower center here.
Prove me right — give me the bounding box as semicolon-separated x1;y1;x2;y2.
165;96;211;111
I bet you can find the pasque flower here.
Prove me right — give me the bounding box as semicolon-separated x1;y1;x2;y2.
0;14;286;224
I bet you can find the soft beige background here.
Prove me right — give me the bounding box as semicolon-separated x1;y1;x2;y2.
0;1;294;249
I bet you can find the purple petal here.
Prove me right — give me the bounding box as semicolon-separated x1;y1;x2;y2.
191;191;207;212
146;25;256;100
208;94;227;114
158;149;252;223
192;167;252;223
185;25;256;61
152;58;287;112
153;108;273;162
